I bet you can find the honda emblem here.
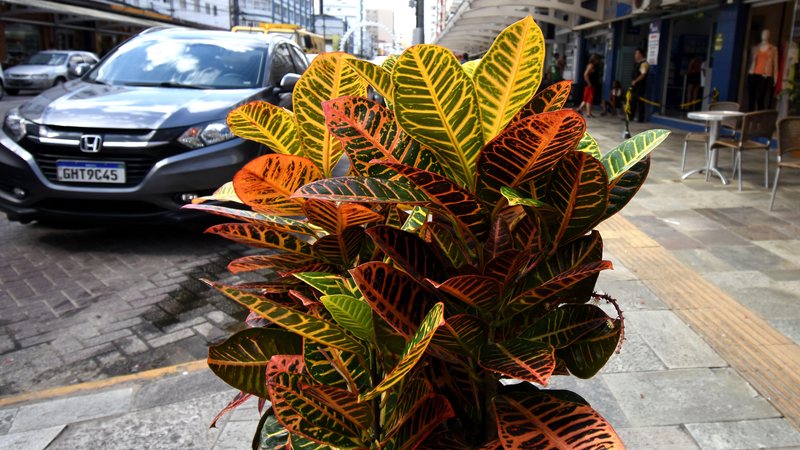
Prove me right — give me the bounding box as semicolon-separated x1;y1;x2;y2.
79;135;102;153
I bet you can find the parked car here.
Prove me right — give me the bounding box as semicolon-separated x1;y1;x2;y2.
3;50;99;95
0;64;5;100
0;27;308;224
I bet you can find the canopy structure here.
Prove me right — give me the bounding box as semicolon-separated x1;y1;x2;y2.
433;0;613;54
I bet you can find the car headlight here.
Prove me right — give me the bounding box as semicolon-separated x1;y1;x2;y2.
3;109;29;142
32;74;49;79
178;121;235;149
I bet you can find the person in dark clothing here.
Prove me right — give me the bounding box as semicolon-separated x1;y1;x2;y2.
575;54;601;117
630;48;649;123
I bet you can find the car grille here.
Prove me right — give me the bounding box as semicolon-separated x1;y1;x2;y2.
33;151;157;187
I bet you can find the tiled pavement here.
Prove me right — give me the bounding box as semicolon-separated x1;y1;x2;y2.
1;115;799;449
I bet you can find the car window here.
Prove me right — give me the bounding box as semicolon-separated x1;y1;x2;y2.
27;53;67;66
88;37;267;89
82;55;98;65
268;43;295;87
288;46;308;75
69;55;82;67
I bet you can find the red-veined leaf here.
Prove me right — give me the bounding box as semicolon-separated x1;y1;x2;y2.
522;230;604;298
366;225;450;283
293;177;429;203
506;260;613;315
428;275;500;311
233;154;322;215
292;272;353;297
382;394;455;450
520;304;613;349
431;314;489;359
209;391;252;428
479;339;555;385
304;340;371;394
266;354;306;378
484;217;512;261
227;253;318;273
183;204;316;235
558;318;622;379
312;226;366;267
303;199;383;234
494;391;624;449
206;223;313;255
423;222;472;269
510;80;573;123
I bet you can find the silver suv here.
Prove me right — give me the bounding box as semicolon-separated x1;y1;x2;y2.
3;50;99;95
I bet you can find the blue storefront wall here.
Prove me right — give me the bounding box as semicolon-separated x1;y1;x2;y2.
709;3;748;101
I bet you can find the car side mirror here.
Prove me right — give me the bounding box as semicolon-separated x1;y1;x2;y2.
279;73;300;92
72;63;91;77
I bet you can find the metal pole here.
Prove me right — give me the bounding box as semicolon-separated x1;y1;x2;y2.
413;0;424;44
231;0;240;26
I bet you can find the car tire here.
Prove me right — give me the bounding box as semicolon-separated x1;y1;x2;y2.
6;88;18;96
54;77;66;87
0;82;4;100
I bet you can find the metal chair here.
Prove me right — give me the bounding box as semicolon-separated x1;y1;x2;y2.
680;101;740;173
710;110;778;191
769;117;800;210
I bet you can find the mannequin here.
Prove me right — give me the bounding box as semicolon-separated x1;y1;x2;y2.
748;29;779;111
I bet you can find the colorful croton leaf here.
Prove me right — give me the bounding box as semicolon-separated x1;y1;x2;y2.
197;14;670;450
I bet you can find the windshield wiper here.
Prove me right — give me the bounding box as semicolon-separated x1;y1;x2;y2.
123;81;205;89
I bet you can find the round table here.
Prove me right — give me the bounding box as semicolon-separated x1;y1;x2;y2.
684;110;744;184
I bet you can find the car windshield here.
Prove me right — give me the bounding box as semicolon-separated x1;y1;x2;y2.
26;53;68;66
87;36;267;89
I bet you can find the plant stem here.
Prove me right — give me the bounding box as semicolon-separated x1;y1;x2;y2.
370;349;381;445
482;369;498;442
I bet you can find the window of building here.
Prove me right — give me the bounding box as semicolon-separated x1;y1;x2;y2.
213;5;217;15
194;0;200;12
179;0;186;9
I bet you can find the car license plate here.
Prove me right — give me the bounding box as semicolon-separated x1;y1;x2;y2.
56;160;126;183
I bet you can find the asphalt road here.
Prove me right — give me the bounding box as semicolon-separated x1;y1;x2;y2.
0;93;252;395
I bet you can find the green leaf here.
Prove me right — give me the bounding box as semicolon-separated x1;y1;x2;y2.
461;58;480;77
476;110;585;206
494;391;624;449
523;230;604;294
205;223;313;255
321;294;373;341
207;281;364;354
545;151;609;246
345;58;395;103
375;162;490;242
227;100;301;155
479;339;555;385
520;304;613;348
424;222;472;269
293;272;353;297
510;80;573;122
506;260;613;315
601;157;650;222
351;262;437;338
360;303;445;401
208;328;302;398
257;408;291;449
577;132;603;160
500;186;546;207
293;177;429;204
393;45;484;189
304;341;371;393
473;16;546;141
601;129;670;181
558;318;622;379
294;53;367;177
401;206;429;233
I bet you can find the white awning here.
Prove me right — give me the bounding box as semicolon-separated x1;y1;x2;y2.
0;0;173;28
433;0;611;54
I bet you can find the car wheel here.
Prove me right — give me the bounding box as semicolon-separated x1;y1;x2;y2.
54;77;66;87
6;88;18;96
0;82;4;100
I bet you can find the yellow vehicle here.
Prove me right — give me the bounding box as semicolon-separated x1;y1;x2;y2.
231;23;325;54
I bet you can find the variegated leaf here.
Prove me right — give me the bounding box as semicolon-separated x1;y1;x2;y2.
483;249;531;289
558;318;622;379
323;96;445;178
209;391;252;428
424;222;472;269
208;327;302;398
303;199;383;235
227;253;317;273
233;154;322;215
321;294;373;341
366;225;449;283
207;281;364;354
311;225;366;267
227;100;301;155
191;181;242;204
383;394;455;450
484;216;512;261
476;110;585;206
601;129;669;181
293;177;429;204
360;302;445;401
510;80;573;123
429;275;500;311
293;272;353;297
577;132;603;160
375;161;490;242
393;45;484;189
474;16;545;141
424;359;483;430
185;203;315;234
480;338;556;385
545;151;609;245
430;314;489;358
257;408;292;449
601;156;650;222
206;223;313;255
381;54;399;73
304;341;371;393
461;58;480;77
500;186;547;207
351;262;437;338
268;372;370;448
494;392;624;449
521;304;613;348
345;58;394;103
506;260;613;315
400;206;429;233
294;53;367;177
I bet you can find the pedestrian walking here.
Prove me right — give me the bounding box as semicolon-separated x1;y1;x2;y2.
575;54;600;118
630;48;649;122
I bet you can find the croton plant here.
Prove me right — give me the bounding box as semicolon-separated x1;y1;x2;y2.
190;16;668;449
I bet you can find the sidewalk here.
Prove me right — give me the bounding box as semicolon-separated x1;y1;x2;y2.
1;116;799;449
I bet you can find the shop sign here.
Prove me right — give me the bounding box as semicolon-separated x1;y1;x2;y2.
647;21;660;66
714;33;723;51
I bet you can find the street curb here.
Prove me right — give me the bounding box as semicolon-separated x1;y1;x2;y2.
0;359;207;408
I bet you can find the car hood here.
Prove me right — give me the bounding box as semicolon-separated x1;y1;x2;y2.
20;81;265;129
5;65;59;76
